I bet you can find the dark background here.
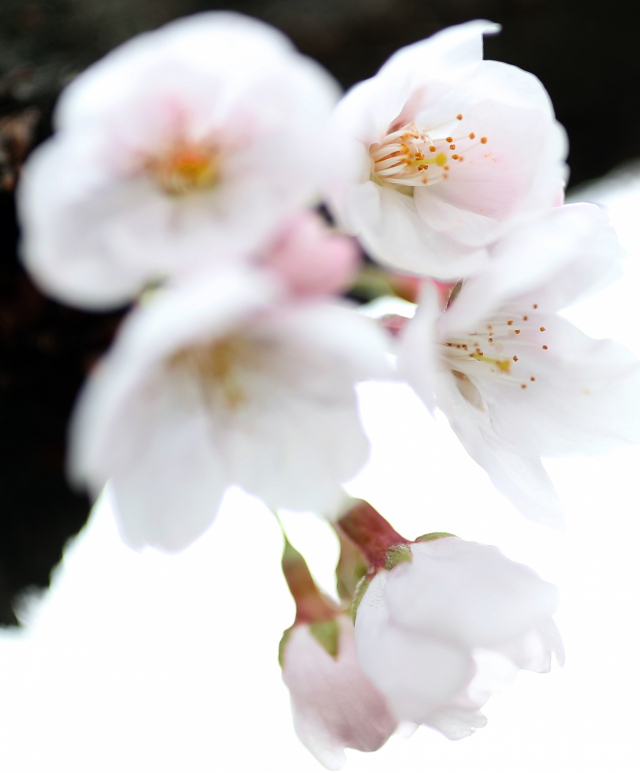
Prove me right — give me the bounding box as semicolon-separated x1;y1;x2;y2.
0;0;637;624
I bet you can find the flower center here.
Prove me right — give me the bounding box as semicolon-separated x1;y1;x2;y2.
441;303;549;393
170;335;253;410
147;142;220;196
369;118;487;190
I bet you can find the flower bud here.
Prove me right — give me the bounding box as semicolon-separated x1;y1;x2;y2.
279;532;396;768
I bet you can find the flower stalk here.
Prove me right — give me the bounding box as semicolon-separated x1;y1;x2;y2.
337;500;409;570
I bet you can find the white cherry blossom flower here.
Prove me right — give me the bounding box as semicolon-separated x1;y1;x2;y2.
18;12;340;309
399;203;640;525
328;20;567;278
281;615;397;770
69;268;391;550
354;536;563;738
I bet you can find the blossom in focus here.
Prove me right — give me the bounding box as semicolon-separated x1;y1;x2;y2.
17;12;340;309
399;203;640;525
69;268;391;550
282;617;398;769
328;20;567;278
354;535;563;739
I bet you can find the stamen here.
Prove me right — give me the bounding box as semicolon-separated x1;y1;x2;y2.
170;336;256;410
147;142;219;196
370;119;488;189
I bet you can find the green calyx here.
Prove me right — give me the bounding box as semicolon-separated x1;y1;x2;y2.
309;619;340;660
415;532;457;542
384;543;413;570
351;574;372;623
278;627;292;668
279;619;342;666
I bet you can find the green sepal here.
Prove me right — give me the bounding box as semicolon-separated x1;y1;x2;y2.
278;626;293;668
351;574;373;623
309;619;340;660
415;532;457;542
384;544;413;570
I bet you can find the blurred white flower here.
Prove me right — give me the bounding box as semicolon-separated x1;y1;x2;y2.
69;268;390;550
399;203;640;525
354;536;563;738
281;615;397;770
328;20;567;278
18;12;340;308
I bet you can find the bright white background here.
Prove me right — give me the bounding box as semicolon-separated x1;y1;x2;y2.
1;171;640;772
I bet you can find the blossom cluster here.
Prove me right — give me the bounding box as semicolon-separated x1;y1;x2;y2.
15;11;640;770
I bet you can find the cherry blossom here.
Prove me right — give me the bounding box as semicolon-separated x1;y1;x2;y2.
17;12;340;308
68;268;391;550
327;20;567;278
399;203;640;524
279;524;396;769
353;535;563;738
281;616;398;769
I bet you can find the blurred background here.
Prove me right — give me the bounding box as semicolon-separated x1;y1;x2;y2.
1;4;639;770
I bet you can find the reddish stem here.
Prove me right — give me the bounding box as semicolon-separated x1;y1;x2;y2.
337;500;409;569
281;539;338;625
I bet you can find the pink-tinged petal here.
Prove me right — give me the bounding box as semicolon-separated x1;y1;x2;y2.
383;539;559;648
355;573;475;724
417;98;562;227
282;617;397;770
476;313;640;457
261;212;361;297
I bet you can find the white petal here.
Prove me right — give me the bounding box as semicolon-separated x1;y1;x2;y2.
441;204;620;335
355;573;475;724
379;20;500;88
397;281;441;413
225;302;391;511
73;370;228;551
436;372;564;526
383;539;559;648
423;706;487;740
347;181;488;277
477;313;640;456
